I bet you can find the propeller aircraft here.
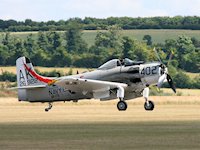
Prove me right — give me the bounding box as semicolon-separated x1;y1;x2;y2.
13;54;176;112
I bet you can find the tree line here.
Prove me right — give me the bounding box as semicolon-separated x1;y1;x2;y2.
0;24;199;71
1;16;200;31
0;24;199;88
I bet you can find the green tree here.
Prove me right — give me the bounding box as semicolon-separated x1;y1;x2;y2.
173;71;193;88
2;33;10;46
176;35;195;54
128;40;149;61
24;34;35;56
95;31;110;48
176;35;196;71
73;53;101;68
191;37;200;47
193;75;200;89
37;32;48;51
65;23;88;53
93;25;123;60
122;36;134;58
46;31;62;50
94;26;122;49
143;35;152;45
31;48;49;66
13;38;27;60
50;47;72;67
0;45;9;65
182;50;200;72
107;25;122;49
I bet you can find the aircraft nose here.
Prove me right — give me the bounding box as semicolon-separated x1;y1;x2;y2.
159;63;169;76
157;64;176;93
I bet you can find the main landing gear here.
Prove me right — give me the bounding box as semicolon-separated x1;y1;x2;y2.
116;86;127;111
143;85;155;111
144;100;154;111
116;85;155;111
45;102;53;112
117;98;127;111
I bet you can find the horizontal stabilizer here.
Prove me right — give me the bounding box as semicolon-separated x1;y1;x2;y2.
8;85;46;90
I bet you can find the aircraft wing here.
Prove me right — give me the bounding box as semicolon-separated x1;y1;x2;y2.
54;77;128;99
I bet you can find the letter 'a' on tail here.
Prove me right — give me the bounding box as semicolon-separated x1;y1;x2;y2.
16;56;53;88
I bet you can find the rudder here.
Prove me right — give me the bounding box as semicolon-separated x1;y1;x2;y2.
16;57;52;87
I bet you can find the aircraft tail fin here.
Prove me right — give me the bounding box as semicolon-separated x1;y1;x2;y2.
16;57;53;87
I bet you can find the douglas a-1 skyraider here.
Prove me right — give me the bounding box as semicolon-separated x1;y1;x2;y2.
13;54;176;112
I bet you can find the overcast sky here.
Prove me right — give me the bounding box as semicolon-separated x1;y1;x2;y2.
1;0;200;21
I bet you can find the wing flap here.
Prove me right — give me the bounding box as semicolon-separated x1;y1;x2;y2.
93;90;110;99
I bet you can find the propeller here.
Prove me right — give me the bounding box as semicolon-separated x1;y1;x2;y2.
153;47;162;63
157;73;166;88
154;48;176;93
167;74;176;93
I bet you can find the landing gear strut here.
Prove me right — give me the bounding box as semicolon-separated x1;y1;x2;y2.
45;102;53;112
143;85;154;111
117;86;127;111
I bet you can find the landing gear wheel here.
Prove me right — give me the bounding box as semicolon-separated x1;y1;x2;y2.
144;100;154;111
45;102;53;112
117;101;127;111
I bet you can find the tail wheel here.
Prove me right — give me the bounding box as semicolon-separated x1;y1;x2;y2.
117;101;127;111
144;100;154;111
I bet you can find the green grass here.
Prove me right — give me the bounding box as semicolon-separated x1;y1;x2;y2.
1;29;200;46
120;29;200;44
0;122;200;150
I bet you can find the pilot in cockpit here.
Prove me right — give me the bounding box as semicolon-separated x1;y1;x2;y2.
117;58;125;66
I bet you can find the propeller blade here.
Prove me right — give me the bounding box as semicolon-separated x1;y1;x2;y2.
166;74;176;93
167;50;174;67
153;47;162;63
157;74;167;88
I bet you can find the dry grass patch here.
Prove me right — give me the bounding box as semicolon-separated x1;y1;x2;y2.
0;96;200;150
162;88;200;96
0;96;200;124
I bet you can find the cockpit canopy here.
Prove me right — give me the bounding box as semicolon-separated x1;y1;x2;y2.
98;58;144;70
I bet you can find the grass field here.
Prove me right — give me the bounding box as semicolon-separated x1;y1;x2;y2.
0;97;200;150
120;29;200;44
1;29;200;46
1;122;200;150
185;72;200;79
162;88;200;96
